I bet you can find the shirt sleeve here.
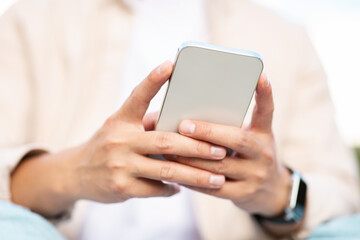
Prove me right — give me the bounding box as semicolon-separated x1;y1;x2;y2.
279;28;360;238
0;4;51;202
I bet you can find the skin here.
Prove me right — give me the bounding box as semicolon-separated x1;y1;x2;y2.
11;61;301;236
171;74;292;217
170;74;302;235
11;61;227;216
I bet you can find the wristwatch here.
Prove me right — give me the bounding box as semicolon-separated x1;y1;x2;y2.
255;168;307;224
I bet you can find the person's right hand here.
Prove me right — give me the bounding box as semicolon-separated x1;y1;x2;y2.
10;61;227;217
72;61;227;203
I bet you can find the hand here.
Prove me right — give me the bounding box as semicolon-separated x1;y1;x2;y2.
11;61;227;217
69;61;228;203
168;74;292;217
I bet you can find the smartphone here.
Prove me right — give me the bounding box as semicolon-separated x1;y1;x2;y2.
155;41;263;132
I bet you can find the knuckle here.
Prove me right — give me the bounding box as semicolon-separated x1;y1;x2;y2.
262;148;275;166
159;163;176;181
110;178;136;200
216;160;227;175
255;104;274;118
129;86;137;97
253;169;267;183
154;133;173;151
106;159;128;172
102;138;117;151
130;87;144;104
200;124;213;139
129;85;150;106
102;137;126;151
195;171;208;186
241;186;257;200
100;137;115;151
234;132;247;149
109;179;127;195
147;72;158;84
195;141;205;155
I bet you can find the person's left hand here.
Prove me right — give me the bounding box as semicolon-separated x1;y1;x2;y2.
167;74;292;217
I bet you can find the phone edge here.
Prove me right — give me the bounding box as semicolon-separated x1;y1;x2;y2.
155;41;264;131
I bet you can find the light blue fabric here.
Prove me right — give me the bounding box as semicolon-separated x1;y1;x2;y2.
307;214;360;240
0;200;64;240
1;199;359;240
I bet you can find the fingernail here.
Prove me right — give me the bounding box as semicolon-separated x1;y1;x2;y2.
156;61;170;75
180;121;195;134
209;175;225;187
211;146;226;158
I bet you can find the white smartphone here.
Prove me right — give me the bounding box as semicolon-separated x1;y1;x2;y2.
155;41;263;132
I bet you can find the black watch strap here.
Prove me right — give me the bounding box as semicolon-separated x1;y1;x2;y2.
254;169;307;224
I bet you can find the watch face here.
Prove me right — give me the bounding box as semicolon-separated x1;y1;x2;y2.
293;176;307;222
281;174;307;224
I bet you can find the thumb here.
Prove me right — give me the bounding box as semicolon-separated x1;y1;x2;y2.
116;61;173;123
250;73;274;133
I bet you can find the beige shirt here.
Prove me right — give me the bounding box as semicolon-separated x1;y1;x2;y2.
80;0;207;239
0;0;359;239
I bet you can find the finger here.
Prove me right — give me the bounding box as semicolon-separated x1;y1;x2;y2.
183;180;251;201
130;178;180;198
133;156;225;189
133;131;226;160
143;111;159;131
250;73;274;133
117;61;173;122
178;120;261;157
165;155;252;180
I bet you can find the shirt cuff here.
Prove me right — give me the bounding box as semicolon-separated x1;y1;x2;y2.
0;144;75;224
0;143;51;202
294;173;360;239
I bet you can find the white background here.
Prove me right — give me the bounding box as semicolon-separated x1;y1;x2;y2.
1;0;360;145
252;0;360;146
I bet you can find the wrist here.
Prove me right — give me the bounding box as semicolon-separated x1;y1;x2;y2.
270;166;293;217
55;145;85;203
11;146;83;218
39;145;86;216
254;167;307;235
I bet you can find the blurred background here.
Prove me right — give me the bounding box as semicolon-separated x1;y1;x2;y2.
1;0;360;148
